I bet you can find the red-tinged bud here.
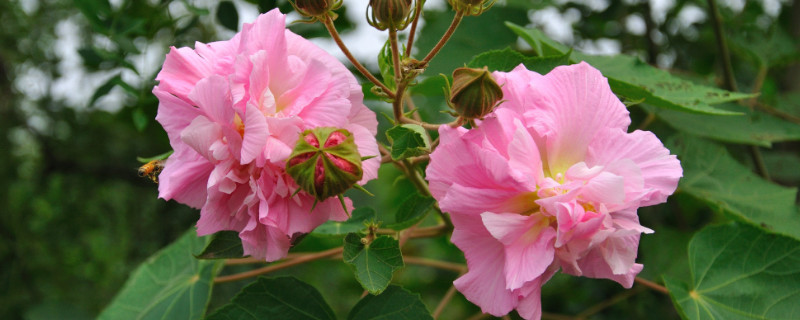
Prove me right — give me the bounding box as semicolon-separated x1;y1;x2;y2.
291;0;341;20
367;0;413;31
448;0;496;16
286;128;363;202
448;66;503;120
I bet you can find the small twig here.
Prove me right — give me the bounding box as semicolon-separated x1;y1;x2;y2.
422;11;464;64
755;102;800;124
214;247;343;283
575;287;644;319
376;224;449;238
405;0;425;57
750;145;771;181
634;276;669;294
707;0;737;92
433;284;459;319
637;112;656;130
404;256;467;273
323;16;395;99
466;313;490;320
748;65;768;108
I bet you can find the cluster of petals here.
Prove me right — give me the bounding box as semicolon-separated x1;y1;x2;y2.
426;62;682;319
153;9;379;261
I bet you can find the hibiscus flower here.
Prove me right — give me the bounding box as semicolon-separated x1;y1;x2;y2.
153;9;379;261
426;62;682;319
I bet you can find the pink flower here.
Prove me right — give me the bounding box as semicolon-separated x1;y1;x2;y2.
426;62;682;319
153;9;379;261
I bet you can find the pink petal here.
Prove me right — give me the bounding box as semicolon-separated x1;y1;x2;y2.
181;116;222;161
451;214;517;316
241;104;268;164
587;129;682;207
154;86;202;147
156;46;213;101
158;149;213;209
482;212;557;291
189;75;234;125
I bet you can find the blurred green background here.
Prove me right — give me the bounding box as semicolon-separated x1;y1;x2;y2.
2;0;798;319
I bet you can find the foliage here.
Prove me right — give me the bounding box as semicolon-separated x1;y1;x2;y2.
2;0;799;319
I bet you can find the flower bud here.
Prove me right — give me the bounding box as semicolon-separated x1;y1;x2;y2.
448;67;503;120
286;127;363;201
291;0;341;20
448;0;496;16
367;0;413;31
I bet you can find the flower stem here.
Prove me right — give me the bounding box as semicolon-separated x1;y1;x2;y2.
433;284;459;319
576;287;644;319
405;0;425;56
323;16;395;99
634;276;669;294
214;247;343;283
404;256;466;273
422;11;464;64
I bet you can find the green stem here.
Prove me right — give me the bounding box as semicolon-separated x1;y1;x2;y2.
323;16;395;99
405;0;425;56
422;11;464;64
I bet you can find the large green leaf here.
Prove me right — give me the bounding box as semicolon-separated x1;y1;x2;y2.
206;277;336;320
384;193;435;230
386;124;431;161
195;231;245;260
668;135;800;240
347;285;433;320
728;28;800;68
98;230;223;320
664;222;800;320
343;234;404;295
313;207;377;236
652;103;800;147
506;22;753;115
467;47;570;74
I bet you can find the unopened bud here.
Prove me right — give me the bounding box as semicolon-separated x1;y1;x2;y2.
291;0;341;19
448;67;503;120
367;0;413;31
286;128;363;201
448;0;496;16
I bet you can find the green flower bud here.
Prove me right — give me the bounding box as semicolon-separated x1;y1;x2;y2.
448;67;503;120
286;128;363;202
448;0;496;16
367;0;413;31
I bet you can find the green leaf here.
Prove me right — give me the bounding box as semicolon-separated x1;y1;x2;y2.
384;193;435;230
89;74;138;107
136;150;174;163
651;103;800;147
207;277;336;320
343;234;404;295
506;22;753;115
195;231;245;259
386;124;431;161
467;47;570;74
347;285;433;320
728;28;800;68
313;207;377;236
664;222;800;320
378;40;397;92
216;1;239;31
98;230;223;320
668;135;800;241
505;22;569;57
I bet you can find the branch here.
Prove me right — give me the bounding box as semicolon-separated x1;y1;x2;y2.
634;276;669;294
707;0;737;92
404;256;467;273
433;284;459;319
214;247;343;283
323;16;395;99
422;11;464;64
